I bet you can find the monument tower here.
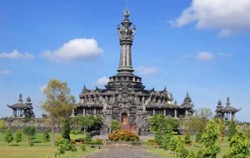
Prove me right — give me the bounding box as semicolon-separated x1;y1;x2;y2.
75;10;195;135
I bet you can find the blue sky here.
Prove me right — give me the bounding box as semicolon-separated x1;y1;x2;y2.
0;0;250;121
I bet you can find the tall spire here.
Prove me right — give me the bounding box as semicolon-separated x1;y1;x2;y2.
116;9;136;74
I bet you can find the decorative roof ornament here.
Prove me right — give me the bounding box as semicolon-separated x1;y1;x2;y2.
18;93;23;103
26;96;31;103
226;97;231;106
117;9;136;42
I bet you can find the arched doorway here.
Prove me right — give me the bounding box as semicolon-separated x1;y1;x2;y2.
121;113;128;125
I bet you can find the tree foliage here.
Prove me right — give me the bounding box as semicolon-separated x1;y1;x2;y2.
223;126;250;158
216;118;225;143
111;119;121;132
227;120;237;141
198;119;220;158
4;128;13;143
184;108;212;134
150;114;179;134
0;119;5;132
62;119;71;140
15;130;22;143
43;129;50;142
23;126;36;144
41;79;75;145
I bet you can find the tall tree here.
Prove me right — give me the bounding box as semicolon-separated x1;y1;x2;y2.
41;79;75;146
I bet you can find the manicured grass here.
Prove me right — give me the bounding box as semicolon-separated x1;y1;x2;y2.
0;132;97;158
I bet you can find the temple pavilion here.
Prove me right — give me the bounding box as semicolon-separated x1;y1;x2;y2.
215;97;240;120
7;94;35;119
74;10;195;135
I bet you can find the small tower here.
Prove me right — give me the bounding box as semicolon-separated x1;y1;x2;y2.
215;100;224;118
180;93;194;116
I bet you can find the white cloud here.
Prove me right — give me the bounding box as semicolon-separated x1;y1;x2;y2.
0;70;11;75
136;66;159;75
173;0;250;35
0;50;34;59
196;52;213;61
43;38;102;62
39;84;47;92
96;76;109;86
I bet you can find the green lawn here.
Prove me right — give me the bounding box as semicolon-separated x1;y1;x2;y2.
0;132;97;158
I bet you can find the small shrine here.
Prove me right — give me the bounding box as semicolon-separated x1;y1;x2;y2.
7;94;35;119
215;97;240;120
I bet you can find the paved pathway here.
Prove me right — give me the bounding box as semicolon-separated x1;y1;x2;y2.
83;148;161;158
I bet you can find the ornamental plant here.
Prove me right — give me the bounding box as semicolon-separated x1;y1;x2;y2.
198;119;220;158
15;129;22;143
108;129;139;142
4;128;13;143
43;129;50;142
223;126;250;158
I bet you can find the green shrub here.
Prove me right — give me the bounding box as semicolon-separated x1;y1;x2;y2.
29;141;34;146
227;120;237;141
84;133;92;144
184;133;192;145
0;120;5;132
71;145;77;152
90;139;103;145
58;147;65;154
147;139;157;146
81;145;86;151
62;120;71;141
15;130;22;143
43;129;50;142
55;137;76;152
23;126;36;144
4;128;13;143
108;130;139;142
195;131;203;143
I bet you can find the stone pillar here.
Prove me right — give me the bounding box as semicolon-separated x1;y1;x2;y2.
174;109;177;118
164;109;166;116
185;110;187;117
94;108;96;115
83;109;85;115
153;109;155;115
232;113;235;119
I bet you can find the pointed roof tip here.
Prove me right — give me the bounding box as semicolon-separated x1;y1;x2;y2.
218;99;222;105
26;96;31;102
186;92;190;97
124;9;130;17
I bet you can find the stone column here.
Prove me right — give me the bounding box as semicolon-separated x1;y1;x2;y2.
174;109;177;118
94;108;96;115
164;109;166;116
232;113;235;119
153;109;155;115
83;109;85;115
